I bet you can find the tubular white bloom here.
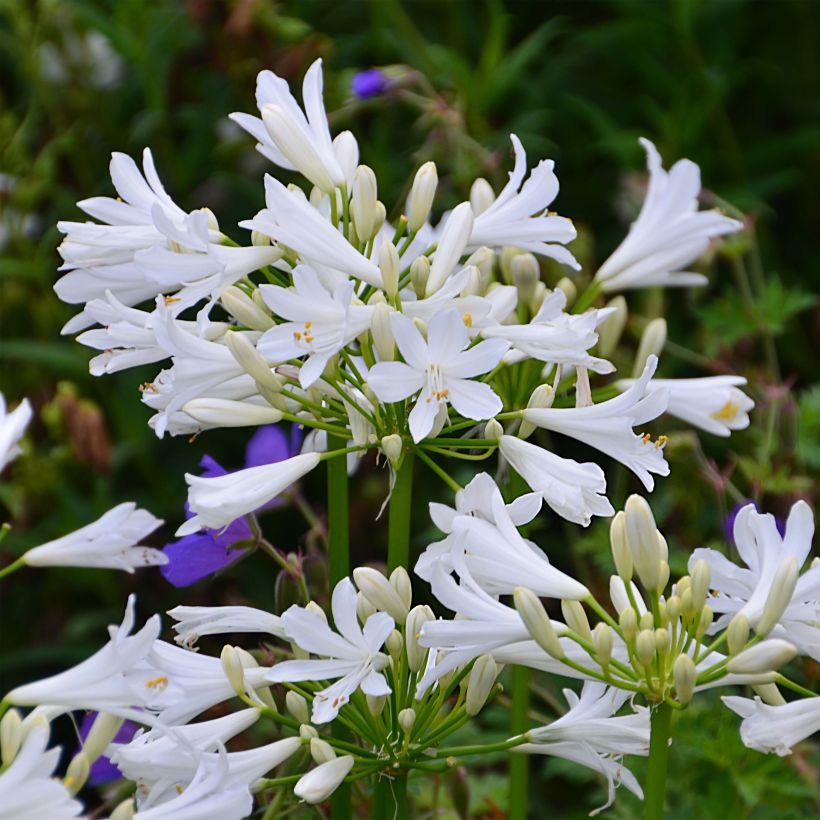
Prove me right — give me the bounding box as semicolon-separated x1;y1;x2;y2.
516;683;648;815
483;290;614;372
242;176;382;287
593;138;743;293
615;375;754;437
0;724;82;819
500;435;614;526
178;452;321;536
689;500;819;657
426;202;474;296
181;398;284;430
168;606;286;649
367;309;508;443
130;748;253;820
22;502;165;572
0;394;32;473
722;695;820;757
468;135;579;269
522;355;670;490
230;58;352;192
258;266;374;388
294;755;355;804
267;578;394;723
55;149;277;332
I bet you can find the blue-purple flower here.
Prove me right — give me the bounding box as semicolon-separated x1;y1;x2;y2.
351;69;390;100
78;713;138;785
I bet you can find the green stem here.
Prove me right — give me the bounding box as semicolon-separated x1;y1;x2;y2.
0;557;25;580
644;701;673;820
508;666;530;820
414;448;461;493
387;452;415;572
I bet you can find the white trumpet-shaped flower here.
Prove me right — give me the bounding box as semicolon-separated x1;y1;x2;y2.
367;309;509;443
178;451;321;535
722;695;820;757
499;435;614;526
690;500;819;658
294;755;355;804
593;138;743;292
0;724;82;819
22;502;165;572
267;578;394;723
615;374;753;437
168;606;286;649
230;58;354;192
468;135;579;270
258;266;374;387
521;355;670;490
0;393;32;473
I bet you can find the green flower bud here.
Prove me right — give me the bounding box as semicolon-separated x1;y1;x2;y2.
592;622;613;667
619;607;638;642
64;752;90;796
673;654;696;706
0;709;22;767
636;629;656;667
398;708;416;734
727;613;750;655
286;691;310;725
610;511;633;582
561;600;592;643
756;556;799;637
514;587;564;660
465;655;499;716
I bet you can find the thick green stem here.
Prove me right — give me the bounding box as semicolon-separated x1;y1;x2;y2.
388;452;415;572
327;436;352;820
374;771;408;820
644;702;673;820
508;666;530;819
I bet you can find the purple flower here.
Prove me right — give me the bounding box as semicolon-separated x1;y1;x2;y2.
78;713;138;785
725;501;786;546
352;69;390;99
161;425;302;587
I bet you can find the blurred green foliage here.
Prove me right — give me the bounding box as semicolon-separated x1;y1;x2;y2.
1;0;819;816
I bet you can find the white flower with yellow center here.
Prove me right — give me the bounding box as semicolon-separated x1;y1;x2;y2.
367;309;509;443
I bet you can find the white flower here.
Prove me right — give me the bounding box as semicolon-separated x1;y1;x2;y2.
294;755;355;804
242;176;382;287
22;502;165;572
593;138;743;293
178;451;321;535
257;266;374;387
690;500;819;657
468;135;579;270
515;682;648;814
426;202;474;296
267;578;394;723
615;375;753;437
722;695;820;757
367;309;509;443
168;606;285;650
55;149;277;332
230;58;355;192
499;435;614;526
0;724;82;819
0;393;32;473
521;355;670;490
483;289;614;373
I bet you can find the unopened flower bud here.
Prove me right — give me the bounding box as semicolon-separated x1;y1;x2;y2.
286;691;310;725
225;331;282;392
378;239;400;298
596;296;628;357
624;495;662;591
727;613;750;655
484;418;503;440
222;286;275;331
666;595;681;620
636;629;656;666
592;622;613;667
511;253;540;304
529;281;547;314
221;645;246;696
460;265;482;297
82;712;125;766
408;162;438;232
632;318;667;378
655;627;671;654
295;755;355;804
183;398;284;429
680;588;694;616
354;566;409;621
500;247;521;284
756;556;799;637
398;708;416;734
406;605;434;672
465;655;498;716
561;600;591;643
469;177;495;216
690;560;711;613
300;724;319;741
380;434;403;469
366;694;387;716
352;165;379;242
310;738;337;764
251;229;271;247
356;591;378;623
639;611;655;632
110;799;135;820
371;303;396;361
412;317;428;339
519;383;555;439
465;246;495;289
390;566;413;612
695;605;713;640
673;654;696;705
610;512;632;582
410;256;430;297
752;683;786;706
514;587;564;660
64;752;90;796
382;631;402;662
657;561;670;593
555;277;577;307
427;203;473;295
0;709;22;766
619;607;638;642
657;601;668;626
727;639;797;674
305;601;327;622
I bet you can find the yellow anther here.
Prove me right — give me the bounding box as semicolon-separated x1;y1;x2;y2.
305;321;312;329
655;434;669;449
711;400;739;421
163;295;181;304
145;675;168;690
641;432;651;444
293;330;302;341
463;312;473;328
175;784;184;795
139;383;158;393
304;334;315;343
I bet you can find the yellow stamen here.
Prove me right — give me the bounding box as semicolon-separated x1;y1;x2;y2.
145;675;168;690
463;312;473;328
711;400;739;422
293;330;302;341
139;382;158;393
655;434;669;449
163;295;181;305
641;432;651;444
